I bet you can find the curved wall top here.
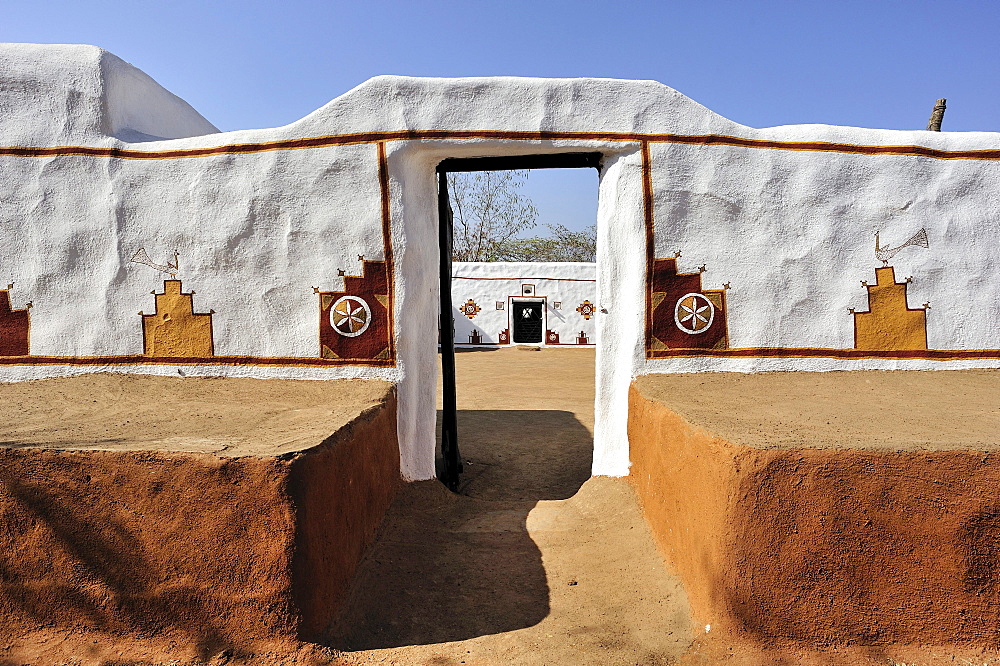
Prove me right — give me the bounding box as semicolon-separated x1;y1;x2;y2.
3;44;1000;478
0;44;219;144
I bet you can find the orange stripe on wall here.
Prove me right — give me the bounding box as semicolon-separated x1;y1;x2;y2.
0;355;396;367
2;130;999;161
648;347;1000;360
377;141;397;365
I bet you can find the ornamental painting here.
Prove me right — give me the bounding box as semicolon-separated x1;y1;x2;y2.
460;299;482;319
850;228;930;351
647;256;729;351
0;285;30;357
317;260;392;361
132;249;215;358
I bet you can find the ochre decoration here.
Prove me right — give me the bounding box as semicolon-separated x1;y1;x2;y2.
648;257;728;351
674;293;715;334
546;330;560;344
649;336;669;351
318;260;392;362
460;299;482;319
141;280;214;357
576;300;596;320
0;289;30;356
331;296;371;337
853;266;928;351
576;331;590;345
498;329;510;344
469;330;482;344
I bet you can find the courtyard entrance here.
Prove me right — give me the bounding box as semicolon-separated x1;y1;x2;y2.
326;346;691;664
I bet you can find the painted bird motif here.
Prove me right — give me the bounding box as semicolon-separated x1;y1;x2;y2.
130;247;179;276
875;228;928;265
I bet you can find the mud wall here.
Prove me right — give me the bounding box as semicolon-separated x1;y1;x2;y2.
628;382;1000;648
289;394;403;640
0;391;401;650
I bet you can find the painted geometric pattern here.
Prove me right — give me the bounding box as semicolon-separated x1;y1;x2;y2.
853;266;928;351
576;300;596;320
318;260;391;361
460;299;482;319
0;288;30;356
648;257;728;351
646;235;942;357
141;280;214;357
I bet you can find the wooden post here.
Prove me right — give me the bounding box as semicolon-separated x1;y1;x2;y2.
926;98;947;131
436;169;462;492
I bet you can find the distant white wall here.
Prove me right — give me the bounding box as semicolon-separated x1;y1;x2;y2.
450;262;596;347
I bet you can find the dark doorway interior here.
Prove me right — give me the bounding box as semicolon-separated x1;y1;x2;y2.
511;301;543;343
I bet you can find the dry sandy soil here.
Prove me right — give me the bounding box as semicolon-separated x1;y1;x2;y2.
6;351;1000;665
328;347;692;665
633;369;1000;452
0;375;396;666
0;373;392;457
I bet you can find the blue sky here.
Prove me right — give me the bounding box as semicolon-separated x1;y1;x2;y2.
5;0;998;233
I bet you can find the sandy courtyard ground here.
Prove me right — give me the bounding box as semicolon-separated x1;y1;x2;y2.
328;347;693;665
6;352;1000;664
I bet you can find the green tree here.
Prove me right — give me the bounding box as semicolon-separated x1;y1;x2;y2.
498;223;597;262
447;170;596;262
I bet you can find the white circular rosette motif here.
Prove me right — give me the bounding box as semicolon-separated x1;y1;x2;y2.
674;292;715;334
330;295;372;337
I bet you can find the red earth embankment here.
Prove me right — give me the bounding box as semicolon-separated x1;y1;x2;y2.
628;370;1000;653
0;374;401;664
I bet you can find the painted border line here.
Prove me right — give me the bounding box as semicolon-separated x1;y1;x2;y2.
452;276;596;283
648;347;1000;360
0;354;396;367
2;130;1000;161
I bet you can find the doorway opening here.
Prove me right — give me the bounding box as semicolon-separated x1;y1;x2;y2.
511;301;544;343
435;153;602;492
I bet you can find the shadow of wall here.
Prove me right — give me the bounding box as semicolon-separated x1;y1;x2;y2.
329;409;592;649
452;409;594;501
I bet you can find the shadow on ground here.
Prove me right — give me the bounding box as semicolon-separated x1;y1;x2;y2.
325;409;592;649
453;409;593;502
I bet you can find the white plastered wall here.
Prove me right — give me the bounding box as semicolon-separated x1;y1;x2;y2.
643;137;1000;374
594;149;646;477
450;262;597;347
384;140;643;480
4;44;1000;481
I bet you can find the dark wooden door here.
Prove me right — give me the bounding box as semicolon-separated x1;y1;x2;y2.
512;301;544;343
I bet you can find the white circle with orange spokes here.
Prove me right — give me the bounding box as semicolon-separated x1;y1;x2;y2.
331;295;371;337
674;292;715;334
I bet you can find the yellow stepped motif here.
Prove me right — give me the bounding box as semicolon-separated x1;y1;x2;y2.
142;280;214;357
853;266;927;351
